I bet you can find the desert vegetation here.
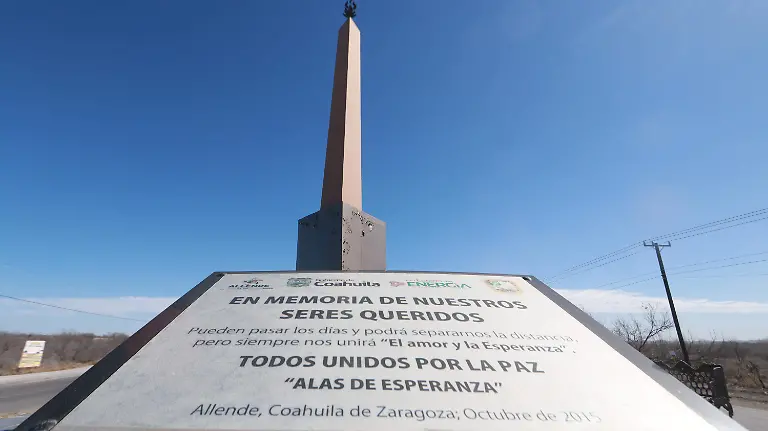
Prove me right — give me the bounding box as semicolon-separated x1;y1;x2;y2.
610;303;768;404
0;332;127;375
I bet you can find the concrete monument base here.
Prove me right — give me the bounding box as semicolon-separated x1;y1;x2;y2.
297;202;386;271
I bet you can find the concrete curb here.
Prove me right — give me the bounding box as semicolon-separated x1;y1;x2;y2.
0;366;90;387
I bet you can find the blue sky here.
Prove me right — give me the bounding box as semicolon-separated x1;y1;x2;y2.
1;0;767;339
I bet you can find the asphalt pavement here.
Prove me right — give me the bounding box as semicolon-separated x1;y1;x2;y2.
730;405;768;430
0;376;76;418
0;369;85;430
0;415;26;431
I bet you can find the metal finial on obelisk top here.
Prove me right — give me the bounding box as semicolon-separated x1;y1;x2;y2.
343;0;357;18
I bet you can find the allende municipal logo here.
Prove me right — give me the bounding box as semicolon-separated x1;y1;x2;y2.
390;280;472;289
224;278;271;290
485;279;522;293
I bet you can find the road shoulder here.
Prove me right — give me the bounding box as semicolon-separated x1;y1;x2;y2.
0;366;90;387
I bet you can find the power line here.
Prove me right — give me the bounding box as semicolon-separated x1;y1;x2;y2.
550;251;642;281
648;208;768;242
592;250;768;288
592;272;659;289
598;275;660;290
596;258;768;291
546;207;768;280
0;293;146;322
669;258;768;277
668;250;768;270
656;215;768;242
677;273;768;279
548;243;642;280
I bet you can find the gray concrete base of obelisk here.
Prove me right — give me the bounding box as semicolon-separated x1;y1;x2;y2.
296;202;386;271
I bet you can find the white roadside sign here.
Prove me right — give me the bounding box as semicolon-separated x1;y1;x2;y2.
56;272;719;430
18;340;45;368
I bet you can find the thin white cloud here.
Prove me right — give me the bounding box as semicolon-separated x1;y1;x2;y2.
50;296;176;315
556;289;768;314
0;296;176;318
2;289;767;322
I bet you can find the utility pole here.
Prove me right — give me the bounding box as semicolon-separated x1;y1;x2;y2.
644;241;690;364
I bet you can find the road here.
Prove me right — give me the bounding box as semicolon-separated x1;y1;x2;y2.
0;376;76;418
0;415;26;431
0;376;766;430
730;405;768;430
0;368;86;430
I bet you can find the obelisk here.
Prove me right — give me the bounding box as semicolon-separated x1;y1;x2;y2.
296;1;386;271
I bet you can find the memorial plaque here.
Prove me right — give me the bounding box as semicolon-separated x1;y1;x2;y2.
20;271;744;430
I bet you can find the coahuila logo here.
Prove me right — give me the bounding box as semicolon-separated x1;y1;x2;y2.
485;279;521;293
226;278;271;290
314;279;380;287
392;280;472;289
287;278;312;287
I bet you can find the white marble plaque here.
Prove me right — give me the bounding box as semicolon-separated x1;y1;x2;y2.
56;272;719;430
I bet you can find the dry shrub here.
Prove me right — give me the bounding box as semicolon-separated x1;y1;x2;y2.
0;332;128;375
